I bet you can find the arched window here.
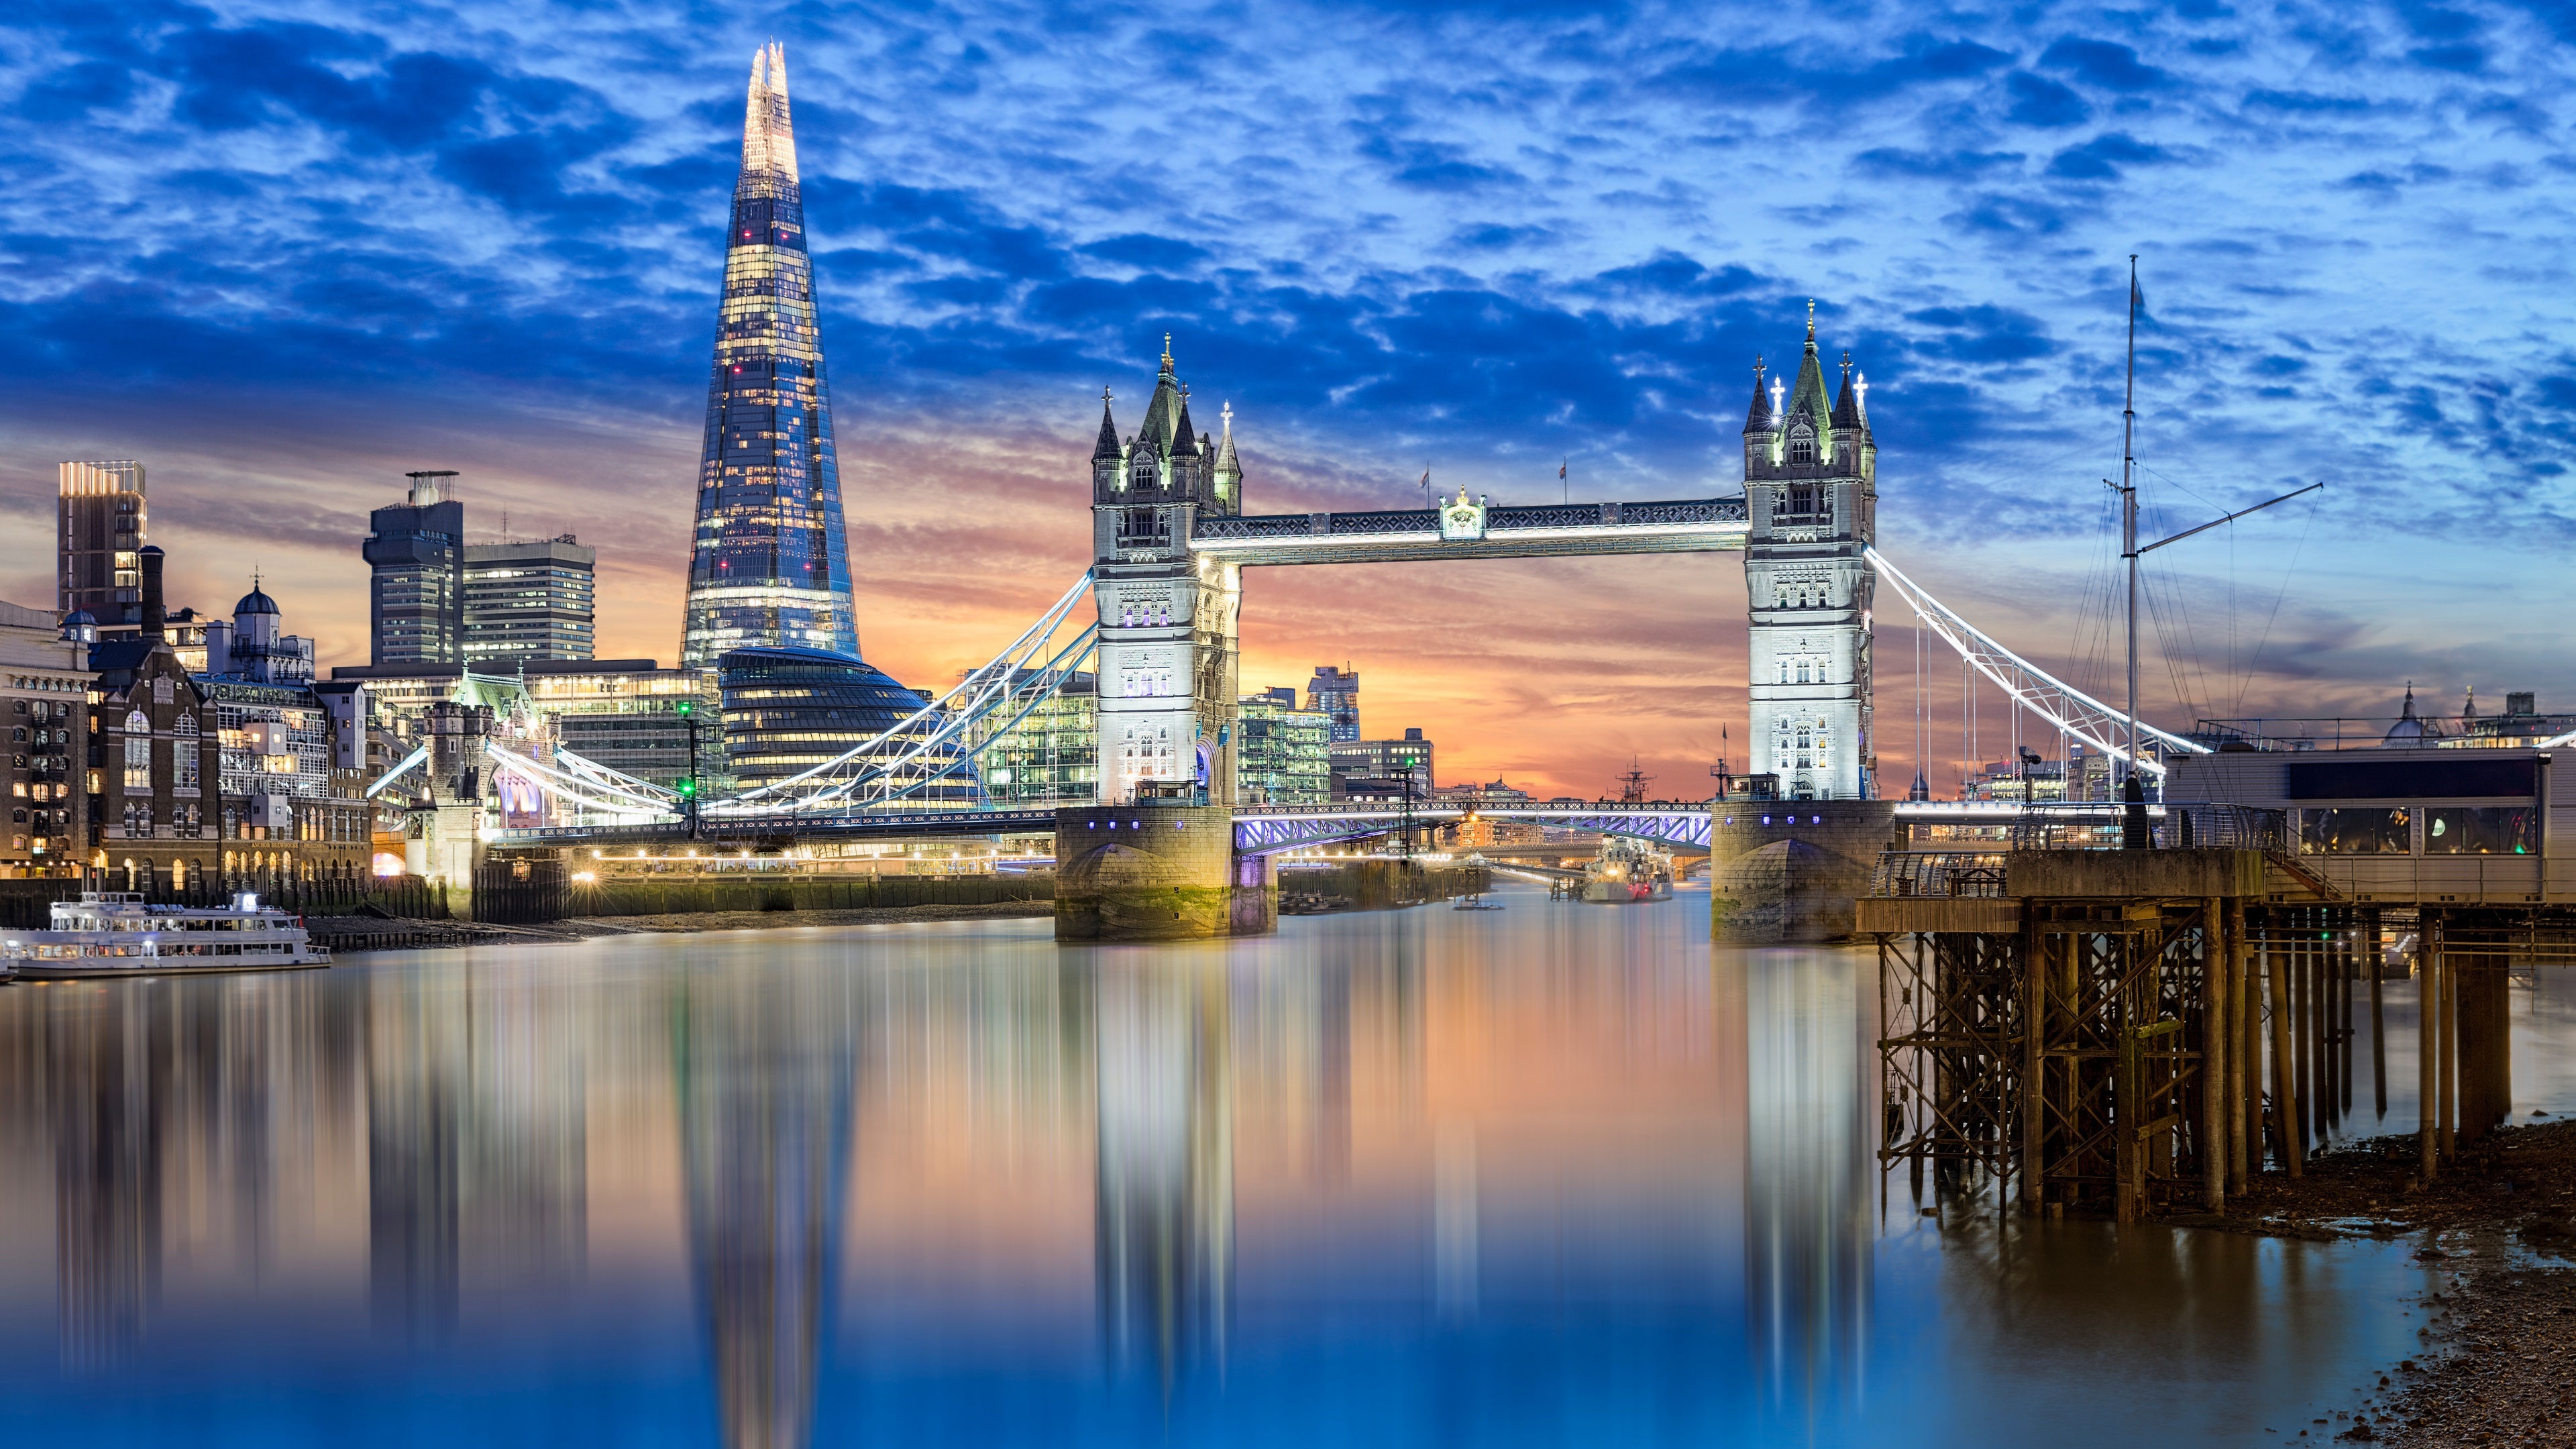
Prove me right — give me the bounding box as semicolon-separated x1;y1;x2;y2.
174;714;197;736
125;708;148;733
1790;432;1815;465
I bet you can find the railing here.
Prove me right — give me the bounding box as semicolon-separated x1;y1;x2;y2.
2004;802;2287;852
1871;851;2009;898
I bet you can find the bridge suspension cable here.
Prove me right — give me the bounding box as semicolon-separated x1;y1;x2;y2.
710;572;1100;814
1867;547;2209;780
486;741;680;819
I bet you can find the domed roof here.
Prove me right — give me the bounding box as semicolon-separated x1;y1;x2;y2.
2383;685;2429;745
233;586;280;616
61;608;97;627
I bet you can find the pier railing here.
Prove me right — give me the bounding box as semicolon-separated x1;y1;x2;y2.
1874;804;2291;897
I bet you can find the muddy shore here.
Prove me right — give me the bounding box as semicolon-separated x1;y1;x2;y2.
2194;1121;2576;1444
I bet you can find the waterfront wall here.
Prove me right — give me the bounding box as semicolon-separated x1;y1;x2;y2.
1281;860;1491;909
0;873;447;929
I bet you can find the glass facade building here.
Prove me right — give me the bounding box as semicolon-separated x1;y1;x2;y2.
464;539;596;665
682;45;856;668
1236;688;1332;804
718;647;969;804
975;672;1098;807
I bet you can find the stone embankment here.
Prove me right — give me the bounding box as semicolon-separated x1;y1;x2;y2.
309;900;1052;953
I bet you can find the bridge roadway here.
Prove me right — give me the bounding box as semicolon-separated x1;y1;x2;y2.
487;799;2139;855
1187;496;1748;566
486;800;1795;854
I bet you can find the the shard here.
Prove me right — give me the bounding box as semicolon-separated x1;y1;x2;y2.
682;43;857;668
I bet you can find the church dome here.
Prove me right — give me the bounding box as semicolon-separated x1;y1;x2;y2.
2383;686;2429;745
61;609;97;627
233;586;280;617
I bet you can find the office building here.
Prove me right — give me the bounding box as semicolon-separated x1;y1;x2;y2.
1237;687;1331;804
681;44;857;667
330;658;714;793
1307;665;1360;743
1330;728;1433;798
58;460;147;622
717;647;966;802
2;599;90;875
364;470;467;665
464;537;596;665
977;672;1098;808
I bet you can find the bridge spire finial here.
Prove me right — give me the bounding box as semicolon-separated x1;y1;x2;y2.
1805;299;1816;343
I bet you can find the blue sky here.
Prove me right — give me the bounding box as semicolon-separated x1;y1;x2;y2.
4;0;2573;791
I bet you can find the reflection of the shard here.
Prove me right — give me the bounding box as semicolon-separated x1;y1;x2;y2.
1742;949;1872;1413
1093;957;1232;1393
678;962;855;1449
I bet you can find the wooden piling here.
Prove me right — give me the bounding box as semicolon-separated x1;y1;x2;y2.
2202;896;2226;1211
2369;911;2387;1121
2339;917;2354;1116
2420;926;2439;1181
2267;925;2302;1177
2438;925;2457;1164
2229;897;2253;1193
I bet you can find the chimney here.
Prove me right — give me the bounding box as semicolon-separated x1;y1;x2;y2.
139;545;166;641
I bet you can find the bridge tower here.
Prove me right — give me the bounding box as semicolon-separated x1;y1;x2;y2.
1088;339;1244;807
1057;341;1271;941
1741;308;1876;800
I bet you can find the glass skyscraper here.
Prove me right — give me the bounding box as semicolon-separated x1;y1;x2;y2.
681;44;856;669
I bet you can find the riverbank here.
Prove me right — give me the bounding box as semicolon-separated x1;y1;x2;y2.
2204;1122;2576;1444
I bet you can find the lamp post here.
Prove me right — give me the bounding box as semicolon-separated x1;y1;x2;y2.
677;697;701;840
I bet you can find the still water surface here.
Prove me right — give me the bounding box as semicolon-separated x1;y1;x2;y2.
0;881;2513;1446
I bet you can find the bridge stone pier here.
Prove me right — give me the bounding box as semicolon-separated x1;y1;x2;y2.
1709;800;1900;943
1055;805;1276;941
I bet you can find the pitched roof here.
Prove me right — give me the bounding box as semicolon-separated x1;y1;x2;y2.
1093;395;1122;460
1741;358;1770;434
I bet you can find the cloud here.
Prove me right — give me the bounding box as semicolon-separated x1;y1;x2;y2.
2003;71;2091;128
2038;37;2171;92
0;0;2569;788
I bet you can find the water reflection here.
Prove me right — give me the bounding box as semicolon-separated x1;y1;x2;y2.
678;963;853;1449
0;899;2455;1447
1091;957;1231;1395
1741;950;1872;1418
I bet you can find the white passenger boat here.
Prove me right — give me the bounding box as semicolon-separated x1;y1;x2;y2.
1;891;331;979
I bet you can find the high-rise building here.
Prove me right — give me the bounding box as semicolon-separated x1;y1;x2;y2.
681;44;855;667
1742;309;1876;800
464;538;596;665
1306;665;1359;743
1;598;90;875
58;461;146;621
976;672;1099;807
364;471;466;665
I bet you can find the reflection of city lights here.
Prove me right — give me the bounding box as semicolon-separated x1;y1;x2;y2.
372;851;404;877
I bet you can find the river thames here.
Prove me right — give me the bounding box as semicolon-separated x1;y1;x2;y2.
0;880;2496;1445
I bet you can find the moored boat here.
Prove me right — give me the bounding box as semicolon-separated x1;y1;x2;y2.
2;891;331;979
1579;839;1674;904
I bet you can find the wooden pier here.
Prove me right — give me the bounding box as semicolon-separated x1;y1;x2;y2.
1865;841;2534;1220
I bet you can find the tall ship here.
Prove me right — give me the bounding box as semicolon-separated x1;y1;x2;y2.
1;892;331;979
1581;838;1673;904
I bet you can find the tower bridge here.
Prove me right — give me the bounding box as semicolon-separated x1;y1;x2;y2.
456;315;2222;941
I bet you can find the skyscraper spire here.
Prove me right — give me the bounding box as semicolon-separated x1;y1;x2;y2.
682;43;857;667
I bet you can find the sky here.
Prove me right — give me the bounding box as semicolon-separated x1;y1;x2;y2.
4;0;2575;798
